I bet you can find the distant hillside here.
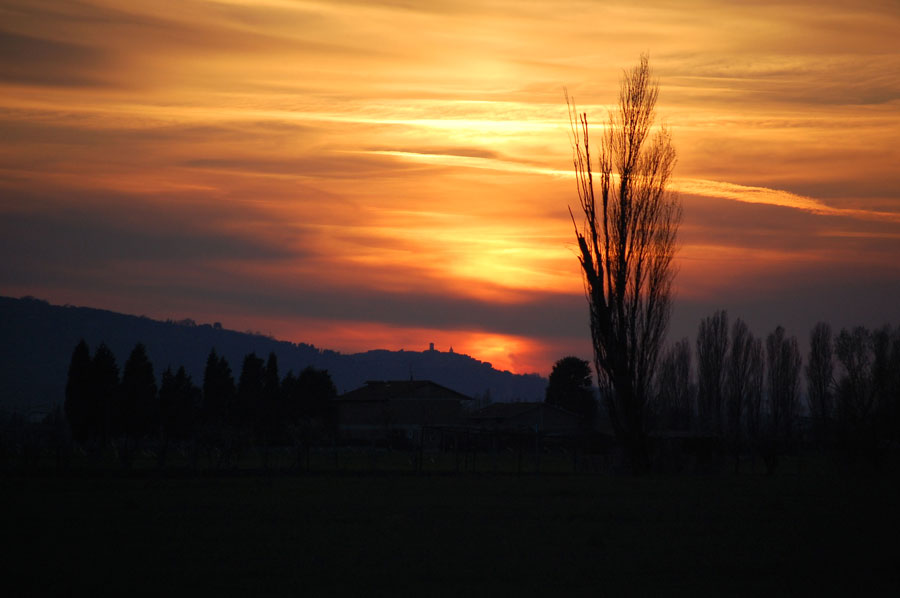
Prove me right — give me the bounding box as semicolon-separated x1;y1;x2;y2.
0;296;546;415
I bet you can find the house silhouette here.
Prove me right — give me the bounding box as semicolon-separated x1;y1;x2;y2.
337;380;472;442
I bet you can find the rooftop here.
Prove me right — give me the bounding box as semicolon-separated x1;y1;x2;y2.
339;380;472;402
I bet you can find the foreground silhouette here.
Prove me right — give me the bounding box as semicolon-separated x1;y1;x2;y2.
568;55;681;472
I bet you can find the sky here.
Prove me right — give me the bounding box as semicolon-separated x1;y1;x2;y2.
1;0;899;376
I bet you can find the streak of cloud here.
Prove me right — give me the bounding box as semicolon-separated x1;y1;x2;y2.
1;0;898;374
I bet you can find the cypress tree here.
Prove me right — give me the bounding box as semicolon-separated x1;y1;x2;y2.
297;366;338;434
120;343;157;466
160;365;200;467
64;340;92;445
91;343;120;451
202;349;234;424
236;353;265;429
261;352;281;440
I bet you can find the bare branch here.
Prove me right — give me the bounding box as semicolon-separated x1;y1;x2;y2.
566;56;680;472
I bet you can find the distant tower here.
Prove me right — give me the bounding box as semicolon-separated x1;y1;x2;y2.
449;346;454;354
429;342;435;352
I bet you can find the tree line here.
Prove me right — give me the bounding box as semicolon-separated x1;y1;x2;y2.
567;56;899;473
651;314;900;472
544;315;899;473
63;340;337;469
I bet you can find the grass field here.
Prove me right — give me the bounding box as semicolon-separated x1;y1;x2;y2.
3;470;898;596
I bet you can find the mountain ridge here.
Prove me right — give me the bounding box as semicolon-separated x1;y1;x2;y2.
0;295;547;414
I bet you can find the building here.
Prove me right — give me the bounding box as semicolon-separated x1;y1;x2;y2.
336;380;472;442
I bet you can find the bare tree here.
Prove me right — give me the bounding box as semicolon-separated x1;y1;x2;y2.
835;327;874;427
654;338;694;431
696;310;728;437
744;334;765;469
835;326;876;459
568;55;681;471
871;325;900;447
833;324;900;463
724;318;758;472
806;322;834;447
764;325;801;474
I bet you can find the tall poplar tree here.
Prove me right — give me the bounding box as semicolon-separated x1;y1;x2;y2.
568;55;681;471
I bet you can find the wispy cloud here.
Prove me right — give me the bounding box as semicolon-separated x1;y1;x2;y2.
360;146;900;223
1;0;898;373
674;178;900;223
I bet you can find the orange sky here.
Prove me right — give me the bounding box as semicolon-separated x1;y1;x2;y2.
2;0;899;375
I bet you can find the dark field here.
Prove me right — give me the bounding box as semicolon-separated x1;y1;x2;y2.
3;471;899;596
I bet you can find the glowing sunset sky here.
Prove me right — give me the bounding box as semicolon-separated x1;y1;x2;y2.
1;0;899;375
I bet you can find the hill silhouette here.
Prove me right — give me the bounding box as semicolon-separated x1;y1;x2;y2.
0;296;546;415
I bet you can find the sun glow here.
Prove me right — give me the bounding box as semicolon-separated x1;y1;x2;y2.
2;0;899;375
248;317;551;375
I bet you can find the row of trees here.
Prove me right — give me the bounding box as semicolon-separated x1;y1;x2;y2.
545;313;899;473
654;313;800;473
808;323;900;458
653;315;900;470
64;340;337;468
566;56;898;472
